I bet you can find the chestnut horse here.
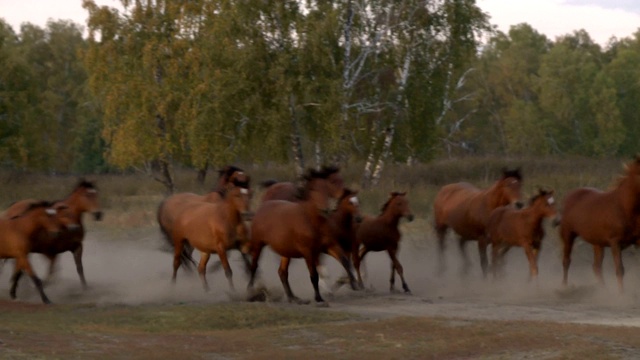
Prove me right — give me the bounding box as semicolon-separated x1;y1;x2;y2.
168;185;252;292
354;192;414;293
433;168;523;277
3;179;102;289
247;168;356;305
559;157;640;292
0;201;67;304
260;165;345;203
488;189;557;280
157;166;251;269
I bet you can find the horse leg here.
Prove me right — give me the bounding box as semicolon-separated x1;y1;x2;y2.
198;252;211;292
16;256;50;304
561;232;576;287
172;240;185;283
278;257;306;304
388;248;411;294
611;242;625;294
217;249;234;292
523;244;538;282
491;243;500;279
592;245;605;286
304;254;326;305
73;245;88;290
458;238;471;276
9;269;23;300
478;237;489;278
354;246;369;289
435;225;448;274
43;254;57;285
247;245;264;290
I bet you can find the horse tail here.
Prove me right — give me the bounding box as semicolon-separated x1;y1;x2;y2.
260;179;278;189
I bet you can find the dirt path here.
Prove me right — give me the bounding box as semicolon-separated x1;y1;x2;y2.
3;225;640;328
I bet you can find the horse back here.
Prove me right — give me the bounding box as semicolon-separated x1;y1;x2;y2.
356;215;400;251
260;182;298;203
434;182;490;238
487;206;528;246
2;199;38;219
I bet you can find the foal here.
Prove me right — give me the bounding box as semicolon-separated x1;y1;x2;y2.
354;192;414;293
488;189;557;280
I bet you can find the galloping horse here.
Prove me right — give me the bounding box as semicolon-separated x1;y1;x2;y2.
157;166;251;269
433;168;523;277
559;156;640;292
323;188;363;292
488;189;557;280
0;201;67;304
3;179;102;289
354;192;414;293
260;165;345;203
248;168;356;305
168;185;252;292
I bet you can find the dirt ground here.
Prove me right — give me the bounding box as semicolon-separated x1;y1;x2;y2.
3;219;640;328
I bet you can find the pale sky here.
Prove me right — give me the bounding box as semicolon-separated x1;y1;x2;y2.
1;0;639;46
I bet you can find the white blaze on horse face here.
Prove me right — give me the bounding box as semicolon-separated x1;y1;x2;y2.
240;188;249;195
87;189;97;194
349;196;359;206
45;208;57;216
547;197;555;205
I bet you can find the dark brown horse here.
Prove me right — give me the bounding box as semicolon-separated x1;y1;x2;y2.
559;157;640;292
247;168;356;305
3;179;102;289
433;168;523;277
354;192;414;293
0;201;67;304
157;166;251;269
321;188;363;293
488;189;557;280
260;165;345;203
168;185;252;291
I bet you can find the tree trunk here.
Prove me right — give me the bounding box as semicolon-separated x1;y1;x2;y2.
361;123;380;189
289;94;305;178
196;160;208;185
370;126;394;187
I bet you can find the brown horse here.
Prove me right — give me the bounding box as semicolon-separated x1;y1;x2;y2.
559;157;640;292
157;166;251;269
488;189;557;280
168;185;252;291
321;188;363;292
433;168;523;277
3;179;102;289
354;192;414;293
0;201;67;304
260;165;345;203
247;168;356;305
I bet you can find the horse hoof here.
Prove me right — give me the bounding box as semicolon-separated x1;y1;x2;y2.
291;297;310;305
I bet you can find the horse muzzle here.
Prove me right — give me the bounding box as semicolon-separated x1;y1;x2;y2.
66;223;81;231
355;215;364;224
405;214;415;222
514;201;524;209
93;211;103;221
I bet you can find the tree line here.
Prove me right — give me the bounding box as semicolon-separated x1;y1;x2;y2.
0;1;639;193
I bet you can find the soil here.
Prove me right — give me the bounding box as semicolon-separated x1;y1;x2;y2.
3;221;640;328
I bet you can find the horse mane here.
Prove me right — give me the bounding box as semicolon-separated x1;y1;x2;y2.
296;166;340;200
218;165;244;180
339;188;356;201
380;192;405;214
75;178;97;191
10;200;54;219
501;167;522;181
232;176;251;189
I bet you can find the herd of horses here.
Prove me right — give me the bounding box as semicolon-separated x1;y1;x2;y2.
4;156;640;305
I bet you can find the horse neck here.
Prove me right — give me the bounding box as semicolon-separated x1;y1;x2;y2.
221;198;243;226
482;181;510;210
613;175;640;216
379;207;401;228
520;204;547;230
63;190;89;220
332;206;354;229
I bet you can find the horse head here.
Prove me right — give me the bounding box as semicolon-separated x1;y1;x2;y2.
321;165;345;200
382;192;414;222
499;168;524;208
338;188;363;223
226;185;252;219
530;188;557;219
73;179;103;221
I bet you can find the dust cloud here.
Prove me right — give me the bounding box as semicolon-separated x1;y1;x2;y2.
3;220;640;327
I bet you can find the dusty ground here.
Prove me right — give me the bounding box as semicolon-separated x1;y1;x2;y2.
3;219;640;326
